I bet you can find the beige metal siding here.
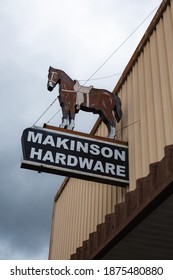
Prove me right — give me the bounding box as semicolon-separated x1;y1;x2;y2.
49;1;173;260
49;177;126;259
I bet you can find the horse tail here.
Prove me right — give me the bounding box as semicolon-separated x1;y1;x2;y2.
114;94;122;123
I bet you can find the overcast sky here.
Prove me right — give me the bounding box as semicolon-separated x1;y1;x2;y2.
0;0;162;260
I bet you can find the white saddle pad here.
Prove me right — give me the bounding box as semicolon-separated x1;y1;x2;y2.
74;80;93;107
74;80;93;94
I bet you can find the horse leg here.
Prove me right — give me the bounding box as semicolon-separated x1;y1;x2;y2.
108;124;116;139
60;118;69;128
59;104;69;128
102;110;116;139
67;108;76;130
67;119;75;130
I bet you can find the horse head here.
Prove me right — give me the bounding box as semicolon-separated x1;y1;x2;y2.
47;66;60;91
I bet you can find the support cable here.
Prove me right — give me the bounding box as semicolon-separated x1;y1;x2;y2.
33;4;160;126
32;96;59;126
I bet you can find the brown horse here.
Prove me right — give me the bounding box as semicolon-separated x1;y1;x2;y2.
47;66;122;139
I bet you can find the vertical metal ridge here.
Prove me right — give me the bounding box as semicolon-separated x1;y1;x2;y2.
49;2;173;260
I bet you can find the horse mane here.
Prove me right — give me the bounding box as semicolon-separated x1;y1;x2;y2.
59;69;74;84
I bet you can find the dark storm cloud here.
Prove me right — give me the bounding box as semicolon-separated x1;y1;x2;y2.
0;0;162;259
0;141;64;259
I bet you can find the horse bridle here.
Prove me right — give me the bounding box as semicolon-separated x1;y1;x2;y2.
49;69;75;92
48;71;59;85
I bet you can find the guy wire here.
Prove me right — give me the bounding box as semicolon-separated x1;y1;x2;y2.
32;96;59;126
33;3;160;126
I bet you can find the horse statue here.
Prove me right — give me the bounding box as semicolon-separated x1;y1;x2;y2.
47;66;122;139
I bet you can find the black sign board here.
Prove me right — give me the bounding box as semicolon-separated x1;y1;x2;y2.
21;126;129;187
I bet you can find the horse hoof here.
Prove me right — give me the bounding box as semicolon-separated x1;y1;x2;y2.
107;134;116;140
59;125;65;129
67;126;74;130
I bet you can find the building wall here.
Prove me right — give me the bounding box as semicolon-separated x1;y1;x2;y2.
49;0;173;260
116;1;173;188
49;178;126;259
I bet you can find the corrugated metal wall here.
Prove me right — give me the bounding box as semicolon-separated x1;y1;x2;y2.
116;0;173;188
49;0;173;260
49;178;126;259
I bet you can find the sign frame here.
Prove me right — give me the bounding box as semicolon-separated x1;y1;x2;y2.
21;125;129;187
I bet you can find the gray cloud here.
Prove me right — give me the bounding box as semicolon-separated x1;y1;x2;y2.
0;145;64;259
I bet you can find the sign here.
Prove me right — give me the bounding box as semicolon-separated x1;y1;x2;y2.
47;67;122;139
21;126;129;187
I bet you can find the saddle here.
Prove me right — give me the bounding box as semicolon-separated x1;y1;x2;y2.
74;80;93;108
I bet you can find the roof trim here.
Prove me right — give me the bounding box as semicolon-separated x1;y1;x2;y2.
90;0;171;135
113;0;171;95
71;144;173;259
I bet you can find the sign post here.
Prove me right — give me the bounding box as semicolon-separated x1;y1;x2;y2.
21;125;129;187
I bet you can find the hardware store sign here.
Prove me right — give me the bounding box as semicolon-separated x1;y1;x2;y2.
21;127;129;187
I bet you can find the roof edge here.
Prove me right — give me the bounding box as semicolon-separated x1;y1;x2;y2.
113;0;171;95
70;144;173;259
90;0;171;135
